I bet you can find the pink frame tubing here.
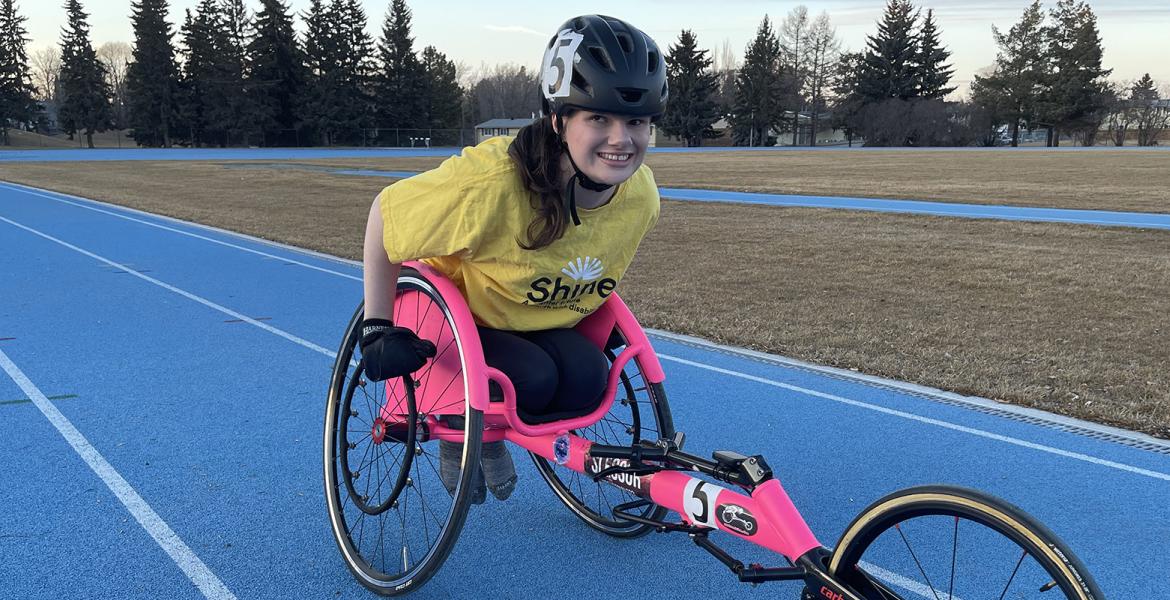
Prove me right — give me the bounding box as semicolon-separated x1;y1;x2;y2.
394;261;666;438
507;429;823;562
389;261;823;563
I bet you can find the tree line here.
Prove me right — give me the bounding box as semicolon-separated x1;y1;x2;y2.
1;0;1166;147
662;0;1166;147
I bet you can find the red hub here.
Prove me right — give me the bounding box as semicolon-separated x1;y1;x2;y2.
371;418;387;444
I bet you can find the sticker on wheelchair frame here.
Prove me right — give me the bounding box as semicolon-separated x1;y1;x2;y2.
715;503;758;536
584;456;645;494
542;29;584;99
553;434;571;465
682;480;728;529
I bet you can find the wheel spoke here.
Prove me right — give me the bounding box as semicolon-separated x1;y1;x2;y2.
996;549;1028;600
894;522;943;600
948;516;957;600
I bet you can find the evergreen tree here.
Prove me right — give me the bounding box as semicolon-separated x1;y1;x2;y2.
248;0;304;145
858;0;919;102
302;0;373;145
730;16;784;146
659;29;719;147
829;51;864;145
125;0;179;147
375;0;425;133
419;45;461;136
968;70;1010;145
217;0;252;145
178;0;220;145
915;9;955;99
1041;0;1111;145
300;0;334;144
58;0;111;147
971;0;1047;146
1131;74;1168;146
0;0;37;144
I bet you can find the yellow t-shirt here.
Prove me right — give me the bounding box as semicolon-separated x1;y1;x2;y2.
379;136;660;331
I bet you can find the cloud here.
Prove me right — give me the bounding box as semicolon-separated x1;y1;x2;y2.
483;25;547;38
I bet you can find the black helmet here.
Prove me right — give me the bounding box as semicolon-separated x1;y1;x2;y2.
540;15;668;118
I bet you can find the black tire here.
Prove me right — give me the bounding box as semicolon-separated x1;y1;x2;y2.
827;485;1104;600
530;328;675;537
324;268;483;596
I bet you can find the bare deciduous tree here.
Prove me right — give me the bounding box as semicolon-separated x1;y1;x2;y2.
804;11;840;146
465;62;540;125
778;5;810;144
711;38;737;120
97;41;132;129
30;46;61;104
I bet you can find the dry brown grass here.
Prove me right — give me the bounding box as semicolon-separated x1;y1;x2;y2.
2;157;1168;438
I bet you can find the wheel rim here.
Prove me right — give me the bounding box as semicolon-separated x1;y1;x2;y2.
324;273;482;592
531;332;673;535
339;368;416;516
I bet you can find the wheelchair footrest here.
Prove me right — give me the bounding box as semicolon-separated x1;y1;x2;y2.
611;499;705;533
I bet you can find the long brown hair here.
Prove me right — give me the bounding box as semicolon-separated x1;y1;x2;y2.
508;113;573;250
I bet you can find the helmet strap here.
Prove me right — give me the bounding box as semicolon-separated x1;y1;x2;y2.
554;112;613;227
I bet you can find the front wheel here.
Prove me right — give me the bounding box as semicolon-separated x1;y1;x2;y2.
827;485;1103;600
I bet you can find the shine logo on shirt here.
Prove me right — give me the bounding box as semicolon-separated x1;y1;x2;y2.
562;256;603;281
526;257;617;305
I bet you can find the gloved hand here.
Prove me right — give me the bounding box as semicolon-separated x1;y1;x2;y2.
359;319;437;382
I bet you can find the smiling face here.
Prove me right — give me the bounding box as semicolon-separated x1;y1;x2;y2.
557;110;653;186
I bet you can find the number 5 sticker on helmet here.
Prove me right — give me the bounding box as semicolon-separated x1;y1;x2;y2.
542;29;584;98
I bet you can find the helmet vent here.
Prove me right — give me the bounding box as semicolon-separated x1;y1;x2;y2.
615;32;634;53
647;50;659;74
571;70;594;97
588;46;615;72
618;88;645;103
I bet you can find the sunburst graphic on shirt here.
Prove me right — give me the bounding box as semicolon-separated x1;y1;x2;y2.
562;256;604;281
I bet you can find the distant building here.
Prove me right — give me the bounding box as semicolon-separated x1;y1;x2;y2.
475;118;536;144
475;116;659;147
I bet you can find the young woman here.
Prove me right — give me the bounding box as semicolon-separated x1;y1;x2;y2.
359;14;668;504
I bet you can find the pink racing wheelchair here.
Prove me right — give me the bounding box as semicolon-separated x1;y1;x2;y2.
324;262;1103;599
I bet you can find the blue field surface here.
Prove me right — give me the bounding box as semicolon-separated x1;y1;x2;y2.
1;182;1167;599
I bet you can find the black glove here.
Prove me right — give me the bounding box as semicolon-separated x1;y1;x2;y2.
359;319;437;382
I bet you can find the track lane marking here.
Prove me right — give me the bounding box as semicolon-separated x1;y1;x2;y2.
0;182;361;281
0;349;237;600
0;215;336;359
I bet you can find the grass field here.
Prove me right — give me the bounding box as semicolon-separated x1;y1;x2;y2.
2;149;1167;438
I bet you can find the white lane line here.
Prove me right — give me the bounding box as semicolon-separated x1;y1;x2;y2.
861;562;966;600
659;354;1170;482
0;348;237;600
0;215;337;359
0;182;362;281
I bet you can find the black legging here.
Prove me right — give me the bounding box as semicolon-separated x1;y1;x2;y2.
478;326;608;423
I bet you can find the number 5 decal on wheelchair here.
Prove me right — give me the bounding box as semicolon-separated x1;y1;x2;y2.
324;262;1104;599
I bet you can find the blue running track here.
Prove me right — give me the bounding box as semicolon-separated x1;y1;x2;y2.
1;181;1167;599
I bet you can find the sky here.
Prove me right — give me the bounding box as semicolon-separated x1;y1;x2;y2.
20;0;1170;98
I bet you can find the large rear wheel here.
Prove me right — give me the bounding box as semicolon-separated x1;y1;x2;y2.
324;268;484;596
